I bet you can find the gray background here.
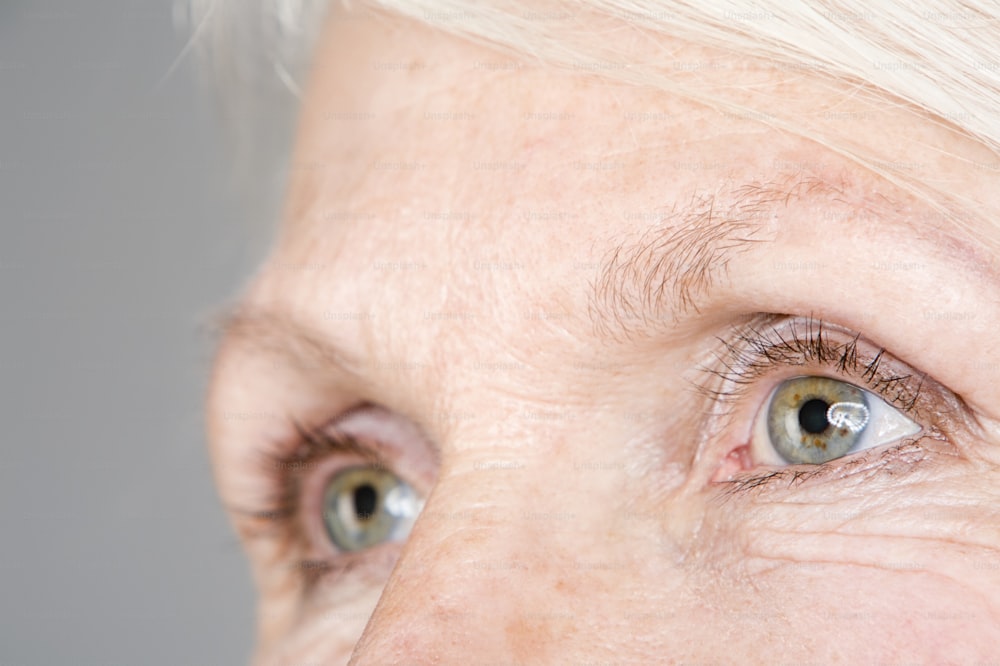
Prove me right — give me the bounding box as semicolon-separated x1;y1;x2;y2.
0;1;292;663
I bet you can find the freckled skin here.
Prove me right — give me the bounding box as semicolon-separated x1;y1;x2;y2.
208;6;1000;665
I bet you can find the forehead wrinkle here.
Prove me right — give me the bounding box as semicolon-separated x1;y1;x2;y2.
589;175;845;341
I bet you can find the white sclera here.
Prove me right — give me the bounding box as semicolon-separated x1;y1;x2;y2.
867;395;923;443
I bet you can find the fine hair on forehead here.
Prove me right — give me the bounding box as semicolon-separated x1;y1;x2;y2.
179;0;1000;253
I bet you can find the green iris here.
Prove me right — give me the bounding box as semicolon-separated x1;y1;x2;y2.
323;466;421;552
766;376;870;464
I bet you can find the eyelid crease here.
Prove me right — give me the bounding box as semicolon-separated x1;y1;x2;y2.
697;314;927;418
291;421;390;470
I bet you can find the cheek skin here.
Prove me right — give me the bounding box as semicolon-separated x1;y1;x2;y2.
693;447;1000;659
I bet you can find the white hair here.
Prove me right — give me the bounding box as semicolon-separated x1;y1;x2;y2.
179;0;1000;247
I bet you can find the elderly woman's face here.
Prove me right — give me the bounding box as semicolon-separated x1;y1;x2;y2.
209;7;1000;664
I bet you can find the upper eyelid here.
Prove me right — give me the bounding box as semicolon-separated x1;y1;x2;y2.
696;314;928;414
231;401;439;539
291;421;390;471
275;423;391;506
222;424;389;535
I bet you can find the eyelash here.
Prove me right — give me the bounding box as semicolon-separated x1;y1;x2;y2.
241;420;392;586
701;315;925;411
242;423;374;518
698;314;938;491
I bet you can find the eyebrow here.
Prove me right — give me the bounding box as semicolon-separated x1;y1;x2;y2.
213;306;369;381
217;175;855;374
589;175;844;339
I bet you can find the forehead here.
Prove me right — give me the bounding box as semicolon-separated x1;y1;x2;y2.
268;6;987;257
263;14;830;278
239;7;996;417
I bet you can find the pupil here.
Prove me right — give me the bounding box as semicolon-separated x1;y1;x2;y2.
353;484;378;521
798;398;830;434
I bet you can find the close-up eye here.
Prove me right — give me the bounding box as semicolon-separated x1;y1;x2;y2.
322;465;423;552
257;406;437;589
704;316;952;485
750;375;922;466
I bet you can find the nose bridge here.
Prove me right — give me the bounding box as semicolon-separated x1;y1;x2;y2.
349;451;586;664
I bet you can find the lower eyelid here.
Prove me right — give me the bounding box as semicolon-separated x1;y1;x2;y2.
296;542;404;604
717;434;934;496
702;317;930;414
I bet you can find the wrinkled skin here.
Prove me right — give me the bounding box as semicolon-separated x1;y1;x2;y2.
208;6;1000;664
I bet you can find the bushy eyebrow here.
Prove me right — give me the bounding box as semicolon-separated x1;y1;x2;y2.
589;176;843;339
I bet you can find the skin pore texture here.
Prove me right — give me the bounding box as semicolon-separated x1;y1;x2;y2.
208;5;1000;664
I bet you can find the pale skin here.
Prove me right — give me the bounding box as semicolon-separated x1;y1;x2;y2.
208;5;1000;664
